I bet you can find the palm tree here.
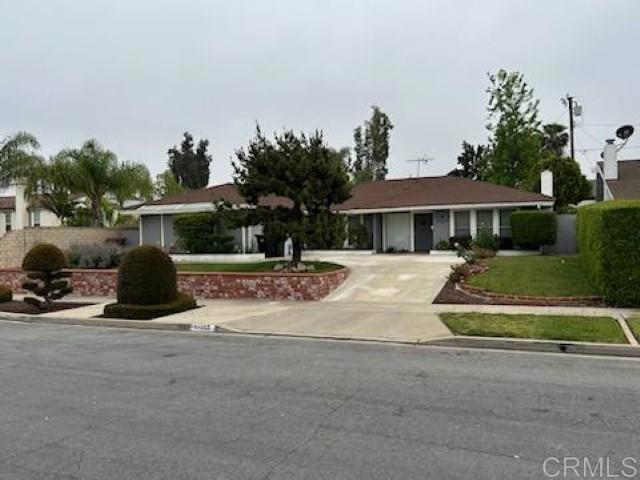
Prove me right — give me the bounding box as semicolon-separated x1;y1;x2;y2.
0;131;41;186
59;140;153;226
541;123;569;157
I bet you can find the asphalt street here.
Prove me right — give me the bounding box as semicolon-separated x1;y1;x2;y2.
0;322;639;479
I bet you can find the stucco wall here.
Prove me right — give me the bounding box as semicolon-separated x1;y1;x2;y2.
384;212;411;251
0;227;125;268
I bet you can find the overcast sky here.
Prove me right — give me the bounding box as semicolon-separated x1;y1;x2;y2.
2;0;639;187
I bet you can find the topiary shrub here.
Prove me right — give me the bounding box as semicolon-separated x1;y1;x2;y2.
103;245;196;319
577;200;640;307
511;210;557;249
0;285;12;303
116;245;178;305
21;243;73;310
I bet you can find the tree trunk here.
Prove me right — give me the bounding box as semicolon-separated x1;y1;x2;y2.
91;199;102;227
292;238;302;264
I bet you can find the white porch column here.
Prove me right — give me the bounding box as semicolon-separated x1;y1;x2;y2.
470;209;477;238
409;211;415;252
241;226;247;253
247;225;253;252
449;209;455;237
381;213;386;251
160;214;165;247
492;209;500;236
13;182;29;231
139;216;144;245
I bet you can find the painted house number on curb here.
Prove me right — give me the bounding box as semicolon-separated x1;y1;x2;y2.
190;324;217;333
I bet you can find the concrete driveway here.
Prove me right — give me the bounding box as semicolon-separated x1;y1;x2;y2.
211;253;457;342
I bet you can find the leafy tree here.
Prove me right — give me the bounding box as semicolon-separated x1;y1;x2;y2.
541;123;569;157
111;162;153;208
0;131;41;186
25;154;76;223
448;142;487;179
533;154;592;208
234;127;351;263
352;106;394;182
168;132;211;189
484;70;541;188
154;169;186;198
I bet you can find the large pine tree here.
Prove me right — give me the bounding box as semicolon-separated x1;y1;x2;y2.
167;132;212;189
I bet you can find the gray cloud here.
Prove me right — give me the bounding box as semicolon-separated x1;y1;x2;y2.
1;0;639;185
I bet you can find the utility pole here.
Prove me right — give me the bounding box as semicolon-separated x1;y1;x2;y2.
566;94;575;161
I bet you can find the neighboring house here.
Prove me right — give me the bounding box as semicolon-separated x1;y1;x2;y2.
596;158;640;201
136;175;553;253
0;184;61;236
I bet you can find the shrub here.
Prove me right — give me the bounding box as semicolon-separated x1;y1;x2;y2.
578;200;640;307
348;223;369;250
104;292;196;320
68;243;125;269
116;245;178;305
21;243;73;309
448;264;469;283
473;230;500;251
0;285;12;303
173;212;235;254
449;236;472;249
511;210;557;249
471;245;496;259
455;242;478;264
434;240;451;251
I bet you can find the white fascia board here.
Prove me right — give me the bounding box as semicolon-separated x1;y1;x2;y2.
137;202;218;215
137;202;254;215
338;201;554;215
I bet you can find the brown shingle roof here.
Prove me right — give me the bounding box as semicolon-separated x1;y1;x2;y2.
0;196;15;210
609;159;640;200
335;176;552;210
146;183;292;208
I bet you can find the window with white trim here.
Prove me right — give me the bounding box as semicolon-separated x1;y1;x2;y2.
4;212;12;232
500;209;514;238
30;209;41;227
477;210;493;236
453;211;470;237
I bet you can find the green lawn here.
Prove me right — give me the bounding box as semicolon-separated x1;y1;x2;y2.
627;317;640;342
175;260;343;273
440;312;627;344
466;255;598;297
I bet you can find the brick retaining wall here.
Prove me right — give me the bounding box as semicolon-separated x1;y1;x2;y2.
0;268;350;301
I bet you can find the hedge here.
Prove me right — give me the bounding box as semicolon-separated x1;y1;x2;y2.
173;212;235;254
116;245;178;305
103;292;197;320
577;200;640;307
511;210;557;249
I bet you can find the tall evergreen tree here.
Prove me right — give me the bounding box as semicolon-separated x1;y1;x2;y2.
351;106;393;182
448;141;487;179
484;70;541;188
234;127;351;263
168;132;212;189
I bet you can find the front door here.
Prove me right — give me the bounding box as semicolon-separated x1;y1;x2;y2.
413;213;433;252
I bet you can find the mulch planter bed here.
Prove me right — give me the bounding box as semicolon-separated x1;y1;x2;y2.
0;301;93;315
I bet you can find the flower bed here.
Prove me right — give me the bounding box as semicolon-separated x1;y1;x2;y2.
0;267;350;301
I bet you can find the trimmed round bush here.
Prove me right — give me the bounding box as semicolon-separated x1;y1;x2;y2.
116;245;178;305
511;210;557;249
104;292;196;320
0;284;12;303
22;243;68;272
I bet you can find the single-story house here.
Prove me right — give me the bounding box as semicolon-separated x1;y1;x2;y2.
136;175;553;253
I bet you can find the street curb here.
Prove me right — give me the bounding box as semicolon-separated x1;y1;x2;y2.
426;336;640;358
0;313;190;332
